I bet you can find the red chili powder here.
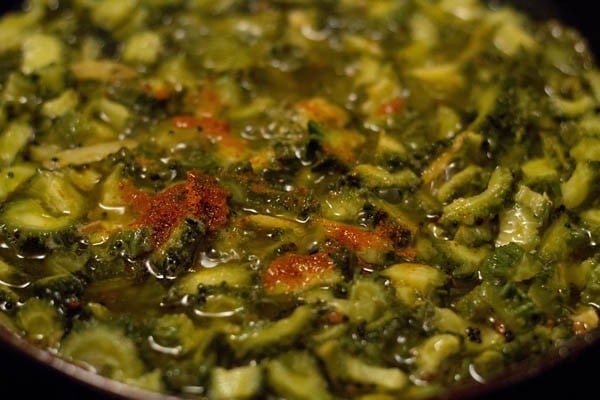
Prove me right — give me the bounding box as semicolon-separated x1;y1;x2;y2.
321;220;394;253
120;170;229;247
262;252;335;293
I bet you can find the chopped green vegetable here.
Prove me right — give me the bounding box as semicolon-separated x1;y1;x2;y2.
317;341;408;392
16;298;64;347
381;263;446;306
0;1;597;399
265;351;332;400
561;162;596;209
21;33;63;75
209;365;262;400
60;322;145;380
0;163;36;202
231;305;315;357
413;334;461;378
440;167;513;226
496;185;552;250
353;164;421;190
0;122;32;167
122;31;163;65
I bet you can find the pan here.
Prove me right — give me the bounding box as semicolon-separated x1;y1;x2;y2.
0;0;598;399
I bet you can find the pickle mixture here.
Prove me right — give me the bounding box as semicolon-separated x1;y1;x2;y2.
0;1;599;399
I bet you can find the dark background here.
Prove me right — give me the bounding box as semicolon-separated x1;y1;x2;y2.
1;0;599;399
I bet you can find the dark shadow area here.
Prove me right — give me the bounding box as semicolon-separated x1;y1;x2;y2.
0;2;22;13
0;336;122;400
538;0;600;57
498;0;598;56
458;336;600;400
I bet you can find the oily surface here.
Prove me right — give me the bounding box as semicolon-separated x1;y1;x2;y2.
0;1;599;399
